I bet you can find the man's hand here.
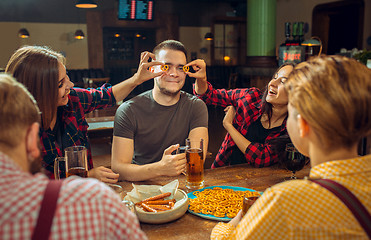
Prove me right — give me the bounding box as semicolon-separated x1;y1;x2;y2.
88;166;119;184
185;59;207;82
223;106;236;129
158;144;187;177
132;51;164;86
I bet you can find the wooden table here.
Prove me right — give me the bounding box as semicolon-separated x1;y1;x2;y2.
116;163;311;240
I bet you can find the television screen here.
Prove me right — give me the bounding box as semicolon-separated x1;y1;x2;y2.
118;0;154;21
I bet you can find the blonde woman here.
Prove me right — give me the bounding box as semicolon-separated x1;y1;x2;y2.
211;55;371;239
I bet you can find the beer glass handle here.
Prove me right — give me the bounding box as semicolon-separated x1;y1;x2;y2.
54;157;65;180
54;158;60;180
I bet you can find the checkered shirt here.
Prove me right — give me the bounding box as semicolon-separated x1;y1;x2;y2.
0;152;147;240
194;82;287;168
39;84;116;178
211;155;371;239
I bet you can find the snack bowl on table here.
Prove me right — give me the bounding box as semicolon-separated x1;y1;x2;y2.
127;189;189;224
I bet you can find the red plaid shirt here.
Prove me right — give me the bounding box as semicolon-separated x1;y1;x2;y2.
39;84;116;178
194;82;287;168
0;152;147;240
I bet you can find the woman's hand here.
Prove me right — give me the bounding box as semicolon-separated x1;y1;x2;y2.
185;59;207;82
223;106;236;129
132;51;164;86
88;166;119;184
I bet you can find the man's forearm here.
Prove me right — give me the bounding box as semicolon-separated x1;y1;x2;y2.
112;161;163;181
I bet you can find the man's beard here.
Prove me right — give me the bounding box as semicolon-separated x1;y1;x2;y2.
155;78;182;97
28;154;43;175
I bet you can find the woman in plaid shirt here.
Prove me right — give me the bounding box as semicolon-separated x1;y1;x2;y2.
5;45;163;182
188;60;295;168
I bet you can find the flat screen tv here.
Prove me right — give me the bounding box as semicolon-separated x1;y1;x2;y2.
118;0;154;21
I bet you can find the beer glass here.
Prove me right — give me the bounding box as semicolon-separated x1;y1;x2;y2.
242;192;260;215
54;157;66;180
64;146;88;178
185;138;204;190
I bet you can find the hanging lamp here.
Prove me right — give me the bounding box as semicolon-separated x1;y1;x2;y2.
74;29;85;39
18;28;30;38
75;0;97;8
204;32;214;41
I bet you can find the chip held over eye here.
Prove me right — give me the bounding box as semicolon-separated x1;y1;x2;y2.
161;65;169;71
182;65;189;73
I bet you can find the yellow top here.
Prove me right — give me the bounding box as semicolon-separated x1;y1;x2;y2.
211;155;371;240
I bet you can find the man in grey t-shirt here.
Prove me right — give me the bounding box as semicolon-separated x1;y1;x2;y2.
112;40;209;181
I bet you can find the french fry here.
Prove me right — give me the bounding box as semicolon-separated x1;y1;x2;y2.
146;204;172;211
142;199;176;205
140;203;157;213
135;192;172;206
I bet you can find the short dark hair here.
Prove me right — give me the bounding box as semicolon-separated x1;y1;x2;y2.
153;40;187;58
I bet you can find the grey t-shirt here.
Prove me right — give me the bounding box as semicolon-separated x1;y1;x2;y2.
114;90;208;165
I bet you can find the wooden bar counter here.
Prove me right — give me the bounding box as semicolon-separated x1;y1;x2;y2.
116;163;311;240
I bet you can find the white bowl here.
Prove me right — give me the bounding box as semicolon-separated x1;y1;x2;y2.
133;189;189;224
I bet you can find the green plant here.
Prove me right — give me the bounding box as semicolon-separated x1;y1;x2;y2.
353;49;371;65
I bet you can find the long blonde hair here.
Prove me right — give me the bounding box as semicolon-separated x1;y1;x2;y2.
286;55;371;149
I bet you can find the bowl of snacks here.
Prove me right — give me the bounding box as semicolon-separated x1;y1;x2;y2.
125;180;189;224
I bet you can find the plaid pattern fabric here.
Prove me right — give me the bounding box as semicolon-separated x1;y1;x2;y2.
194;82;287;168
0;152;147;240
211;155;371;240
39;84;116;178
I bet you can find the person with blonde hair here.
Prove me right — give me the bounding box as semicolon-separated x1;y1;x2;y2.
0;73;147;239
211;55;371;239
5;45;163;183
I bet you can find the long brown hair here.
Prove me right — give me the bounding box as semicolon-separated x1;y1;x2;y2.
260;62;296;127
5;46;65;129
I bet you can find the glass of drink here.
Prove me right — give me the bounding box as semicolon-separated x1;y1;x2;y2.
242;191;260;215
283;143;307;180
54;157;66;180
108;184;125;200
185;138;204;190
64;146;88;178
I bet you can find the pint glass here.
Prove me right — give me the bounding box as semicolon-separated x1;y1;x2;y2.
64;146;88;178
185;138;204;190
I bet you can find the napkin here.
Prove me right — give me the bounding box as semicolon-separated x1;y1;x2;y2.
126;180;179;204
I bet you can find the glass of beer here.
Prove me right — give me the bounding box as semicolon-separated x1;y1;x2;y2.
185;138;204;190
64;146;88;178
242;191;260;215
54;157;66;180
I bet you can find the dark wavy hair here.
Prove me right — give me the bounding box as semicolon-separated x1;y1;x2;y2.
260;62;296;128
